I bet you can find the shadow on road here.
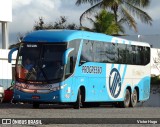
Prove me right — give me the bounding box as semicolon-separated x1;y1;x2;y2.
0;85;159;109
137;85;160;107
0;103;75;109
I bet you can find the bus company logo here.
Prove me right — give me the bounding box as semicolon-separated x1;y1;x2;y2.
109;68;121;98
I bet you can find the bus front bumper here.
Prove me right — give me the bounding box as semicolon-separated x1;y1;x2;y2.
13;89;62;103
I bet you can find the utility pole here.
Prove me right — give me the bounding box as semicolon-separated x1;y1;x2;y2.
1;22;9;49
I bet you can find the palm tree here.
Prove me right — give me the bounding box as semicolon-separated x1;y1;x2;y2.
82;9;124;35
76;0;152;32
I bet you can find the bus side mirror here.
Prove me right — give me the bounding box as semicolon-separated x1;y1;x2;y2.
8;48;18;63
63;48;74;65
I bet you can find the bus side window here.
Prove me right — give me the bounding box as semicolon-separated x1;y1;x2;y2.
80;40;93;65
132;45;136;64
144;47;150;65
65;56;74;77
126;45;133;64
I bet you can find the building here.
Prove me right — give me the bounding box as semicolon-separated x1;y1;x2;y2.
0;49;16;89
0;0;13;89
0;0;12;49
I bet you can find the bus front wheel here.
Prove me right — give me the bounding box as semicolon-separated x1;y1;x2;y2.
130;89;138;107
74;89;82;109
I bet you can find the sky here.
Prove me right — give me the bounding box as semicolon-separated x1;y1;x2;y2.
0;0;160;46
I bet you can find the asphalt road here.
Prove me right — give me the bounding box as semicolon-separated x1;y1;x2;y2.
0;85;159;127
0;103;160;127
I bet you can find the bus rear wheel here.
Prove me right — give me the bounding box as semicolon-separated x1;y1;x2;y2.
121;89;131;108
33;103;40;109
74;89;82;109
130;89;138;107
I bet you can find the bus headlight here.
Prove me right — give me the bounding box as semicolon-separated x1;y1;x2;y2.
51;87;60;92
15;83;28;90
50;84;67;92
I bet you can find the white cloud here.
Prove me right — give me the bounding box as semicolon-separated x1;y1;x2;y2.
12;0;32;8
10;0;61;33
148;7;160;20
9;0;89;34
7;0;160;40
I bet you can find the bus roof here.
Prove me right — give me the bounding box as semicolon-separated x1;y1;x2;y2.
22;30;150;47
23;30;113;42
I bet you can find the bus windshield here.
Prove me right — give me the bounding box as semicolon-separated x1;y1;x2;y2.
16;43;67;83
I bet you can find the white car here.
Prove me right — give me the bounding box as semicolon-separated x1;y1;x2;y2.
0;85;4;102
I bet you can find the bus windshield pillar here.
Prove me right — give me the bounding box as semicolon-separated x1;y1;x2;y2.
63;48;74;65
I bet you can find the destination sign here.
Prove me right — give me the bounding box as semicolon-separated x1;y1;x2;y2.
27;44;37;48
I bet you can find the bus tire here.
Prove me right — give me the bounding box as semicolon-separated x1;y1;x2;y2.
121;89;131;108
33;103;40;109
130;89;138;107
74;89;82;109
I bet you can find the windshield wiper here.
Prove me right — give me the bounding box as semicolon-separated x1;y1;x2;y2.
36;59;51;83
38;66;50;83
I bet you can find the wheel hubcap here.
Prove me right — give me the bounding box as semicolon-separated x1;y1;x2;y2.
125;91;130;105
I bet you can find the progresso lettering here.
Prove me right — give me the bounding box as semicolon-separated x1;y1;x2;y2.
82;66;102;74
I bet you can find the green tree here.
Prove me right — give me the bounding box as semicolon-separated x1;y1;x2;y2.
34;17;44;30
76;0;152;32
33;16;80;30
83;9;124;35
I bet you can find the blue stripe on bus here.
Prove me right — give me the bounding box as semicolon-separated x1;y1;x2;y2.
111;64;114;69
118;65;121;71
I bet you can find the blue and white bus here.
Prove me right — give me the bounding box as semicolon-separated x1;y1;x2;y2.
8;30;151;109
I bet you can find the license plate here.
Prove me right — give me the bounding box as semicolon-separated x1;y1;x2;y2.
32;96;40;99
